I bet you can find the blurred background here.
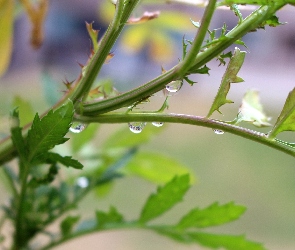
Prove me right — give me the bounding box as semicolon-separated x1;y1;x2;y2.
1;0;295;249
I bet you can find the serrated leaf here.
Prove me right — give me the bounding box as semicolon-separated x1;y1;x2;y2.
96;206;124;228
188;64;210;75
0;0;14;76
207;47;246;117
234;89;271;127
60;215;80;237
71;123;99;153
27;102;74;161
124;151;195;184
268;88;295;138
139;174;190;223
177;202;246;229
157;230;265;250
45;152;83;169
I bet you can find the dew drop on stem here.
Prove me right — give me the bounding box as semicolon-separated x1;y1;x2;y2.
152;122;164;127
166;80;182;93
70;122;87;133
213;129;224;135
76;176;89;188
128;122;146;134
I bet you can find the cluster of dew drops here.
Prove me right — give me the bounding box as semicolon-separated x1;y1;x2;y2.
68;80;226;135
69;80;183;134
128;80;182;134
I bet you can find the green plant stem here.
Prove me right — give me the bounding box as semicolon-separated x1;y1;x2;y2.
40;221;143;250
80;4;283;116
176;0;216;77
74;112;295;158
12;167;30;250
69;0;140;103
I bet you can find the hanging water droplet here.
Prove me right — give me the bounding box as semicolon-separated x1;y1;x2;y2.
70;122;87;133
76;176;89;188
152;122;164;127
213;129;224;135
165;80;182;93
128;122;146;134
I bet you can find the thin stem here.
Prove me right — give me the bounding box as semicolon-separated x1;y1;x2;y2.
40;221;142;250
176;0;217;77
70;0;140;103
75;112;295;158
12;166;30;250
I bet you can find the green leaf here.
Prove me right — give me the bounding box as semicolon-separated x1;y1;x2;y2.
60;215;80;237
86;22;99;51
268;88;295;138
234;89;271;127
230;4;243;24
103;124;163;150
0;0;14;76
27;102;74;161
207;47;246;117
263;15;284;27
177;202;246;229
71;123;99;153
188;64;210;75
157;230;265;250
28;164;58;187
45;152;83;169
96;206;124;228
10;108;27;165
12;96;35;127
124;151;195;184
139;174;190;223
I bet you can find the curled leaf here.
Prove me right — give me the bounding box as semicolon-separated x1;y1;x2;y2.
234;89;271;127
268;88;295;138
127;11;160;24
86;22;99;51
207;47;246;117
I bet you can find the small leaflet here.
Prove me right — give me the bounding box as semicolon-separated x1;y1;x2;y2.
268;88;295;138
176;202;246;229
127;11;160;24
234;89;271;127
139;175;190;223
60;215;80;237
207;47;246;117
85;22;99;51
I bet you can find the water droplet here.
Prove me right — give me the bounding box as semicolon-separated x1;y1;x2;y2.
76;176;89;188
152;122;164;127
70;122;87;133
128;122;146;134
213;129;224;135
166;80;182;93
